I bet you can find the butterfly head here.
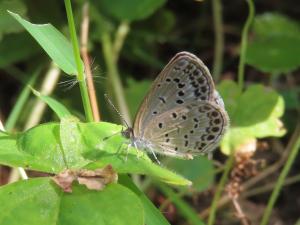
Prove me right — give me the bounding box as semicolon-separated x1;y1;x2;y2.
121;127;134;139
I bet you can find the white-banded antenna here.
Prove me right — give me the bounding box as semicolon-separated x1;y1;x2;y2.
104;94;131;129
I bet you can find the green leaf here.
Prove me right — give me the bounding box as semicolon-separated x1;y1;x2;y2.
0;178;144;225
216;80;241;119
252;13;300;37
0;121;191;185
119;175;171;225
165;156;214;192
218;81;286;154
234;85;283;126
246;13;300;74
97;0;166;22
8;11;82;75
31;88;72;119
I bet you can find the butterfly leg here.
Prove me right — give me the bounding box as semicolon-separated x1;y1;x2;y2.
148;147;161;165
115;140;131;161
124;143;131;161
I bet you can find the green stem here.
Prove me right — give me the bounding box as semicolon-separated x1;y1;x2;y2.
260;122;300;225
113;21;130;62
238;0;255;91
102;32;132;125
212;0;224;82
207;152;235;225
157;182;205;225
64;0;93;122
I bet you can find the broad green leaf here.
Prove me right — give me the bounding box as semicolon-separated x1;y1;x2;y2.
0;122;191;185
165;156;214;192
216;80;241;119
253;13;300;38
246;13;300;74
218;81;286;154
234;85;282;126
119;175;171;225
8;11;83;75
0;0;26;39
97;0;166;22
31;88;72;119
0;178;144;225
125;78;151;118
246;37;300;74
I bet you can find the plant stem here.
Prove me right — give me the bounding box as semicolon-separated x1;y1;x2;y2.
64;0;94;122
80;3;100;121
207;152;234;225
212;0;224;82
113;21;130;62
102;32;132;126
157;182;205;225
238;0;255;91
260;122;300;225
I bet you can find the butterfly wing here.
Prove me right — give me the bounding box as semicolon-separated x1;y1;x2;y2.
133;52;216;137
141;101;229;158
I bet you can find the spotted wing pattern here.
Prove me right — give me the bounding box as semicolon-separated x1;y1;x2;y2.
142;101;228;158
132;52;229;158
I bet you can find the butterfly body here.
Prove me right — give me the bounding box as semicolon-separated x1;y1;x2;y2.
124;52;229;159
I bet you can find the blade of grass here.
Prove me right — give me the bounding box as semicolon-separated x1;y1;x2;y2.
5;69;40;131
64;0;94;122
260;121;300;225
24;63;61;129
156;182;205;225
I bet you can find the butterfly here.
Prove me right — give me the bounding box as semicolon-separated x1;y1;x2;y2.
122;52;229;161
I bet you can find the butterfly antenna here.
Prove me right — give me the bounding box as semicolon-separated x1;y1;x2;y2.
104;94;131;129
